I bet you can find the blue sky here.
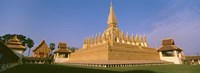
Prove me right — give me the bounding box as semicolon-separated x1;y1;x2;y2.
0;0;200;56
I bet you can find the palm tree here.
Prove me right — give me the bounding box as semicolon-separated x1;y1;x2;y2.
26;38;34;56
49;43;55;56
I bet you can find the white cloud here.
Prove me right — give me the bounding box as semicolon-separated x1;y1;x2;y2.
147;7;200;55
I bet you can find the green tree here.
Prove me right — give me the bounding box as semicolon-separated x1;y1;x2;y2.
68;47;79;52
49;43;55;55
0;34;34;56
26;38;34;56
1;34;13;43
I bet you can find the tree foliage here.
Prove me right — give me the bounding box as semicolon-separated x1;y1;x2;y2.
0;34;34;46
49;43;55;56
49;43;55;51
68;47;79;52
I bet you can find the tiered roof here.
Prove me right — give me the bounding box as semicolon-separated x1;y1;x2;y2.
158;38;182;51
162;39;175;45
54;42;71;53
6;35;26;50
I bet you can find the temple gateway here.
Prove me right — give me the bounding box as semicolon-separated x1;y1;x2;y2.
65;3;185;65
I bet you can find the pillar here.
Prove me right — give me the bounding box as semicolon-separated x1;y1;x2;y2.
174;50;178;57
56;53;59;58
159;51;163;59
178;51;182;58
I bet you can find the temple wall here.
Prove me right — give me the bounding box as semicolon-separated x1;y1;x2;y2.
108;43;160;60
55;58;69;63
159;51;183;64
160;57;182;64
69;43;109;61
69;42;160;61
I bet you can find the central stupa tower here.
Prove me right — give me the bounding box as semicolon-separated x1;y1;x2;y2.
69;2;160;61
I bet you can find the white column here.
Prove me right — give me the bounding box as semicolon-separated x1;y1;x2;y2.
181;51;185;58
159;51;163;59
178;51;182;58
174;50;178;57
198;60;200;64
56;53;59;58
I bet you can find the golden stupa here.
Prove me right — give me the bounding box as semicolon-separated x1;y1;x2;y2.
68;3;162;64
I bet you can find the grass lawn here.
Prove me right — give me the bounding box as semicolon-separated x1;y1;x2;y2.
1;64;200;73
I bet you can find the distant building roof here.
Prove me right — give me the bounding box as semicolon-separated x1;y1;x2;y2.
58;42;67;49
158;38;182;51
162;38;175;45
158;45;182;51
54;42;71;53
6;35;26;50
33;40;51;53
185;56;200;60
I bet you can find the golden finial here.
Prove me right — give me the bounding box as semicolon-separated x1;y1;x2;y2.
107;0;117;27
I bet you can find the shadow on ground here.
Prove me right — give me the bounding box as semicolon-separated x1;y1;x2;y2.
1;64;156;73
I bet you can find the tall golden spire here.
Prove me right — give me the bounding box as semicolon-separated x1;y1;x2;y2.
107;1;118;28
